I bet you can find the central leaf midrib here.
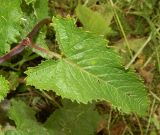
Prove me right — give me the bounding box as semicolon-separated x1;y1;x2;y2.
62;57;143;111
63;58;128;96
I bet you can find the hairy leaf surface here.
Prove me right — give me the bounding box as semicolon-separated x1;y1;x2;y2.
0;75;9;101
0;0;22;56
25;17;148;115
45;100;101;135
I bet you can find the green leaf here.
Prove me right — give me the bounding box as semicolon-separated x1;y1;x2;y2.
45;100;101;135
0;0;48;57
0;0;23;56
7;100;49;135
25;17;148;115
23;0;48;21
20;0;49;38
76;4;113;36
7;72;19;91
33;0;49;21
0;75;9;101
0;71;19;90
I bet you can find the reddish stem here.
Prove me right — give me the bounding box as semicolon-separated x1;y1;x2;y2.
27;18;52;40
0;18;52;64
0;38;30;64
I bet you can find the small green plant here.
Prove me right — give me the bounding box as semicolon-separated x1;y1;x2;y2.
0;0;150;134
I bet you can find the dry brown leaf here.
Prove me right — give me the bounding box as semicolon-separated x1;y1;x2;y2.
138;68;153;84
110;121;126;135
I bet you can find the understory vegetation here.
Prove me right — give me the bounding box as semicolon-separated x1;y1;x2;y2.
0;0;160;135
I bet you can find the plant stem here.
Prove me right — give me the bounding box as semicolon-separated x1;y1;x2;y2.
122;117;134;135
0;42;25;64
0;18;52;64
142;45;160;69
27;18;52;40
30;44;62;59
134;114;143;135
145;99;155;135
107;108;112;135
83;0;89;6
109;0;133;58
125;34;152;70
156;47;160;73
42;91;61;108
149;91;160;102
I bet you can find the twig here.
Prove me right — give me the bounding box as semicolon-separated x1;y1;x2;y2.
0;38;31;64
30;44;62;59
156;47;160;73
109;0;133;58
134;113;143;135
27;18;52;40
145;98;156;135
125;34;152;70
107;108;112;135
142;52;154;68
0;18;52;64
42;91;61;108
149;91;160;102
122;116;134;135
